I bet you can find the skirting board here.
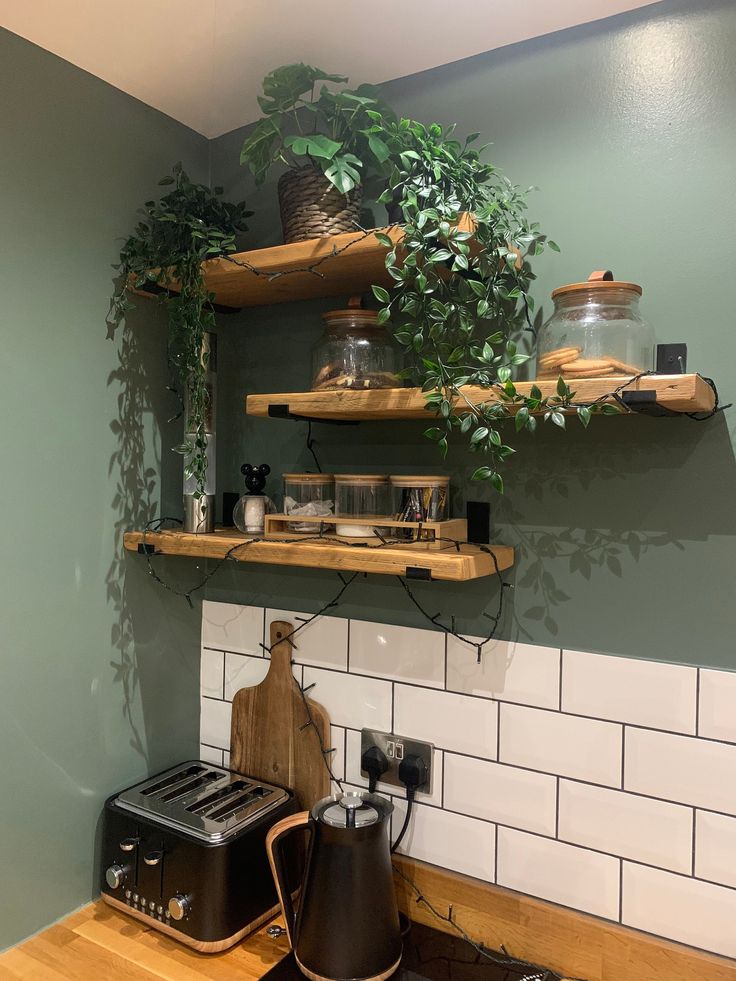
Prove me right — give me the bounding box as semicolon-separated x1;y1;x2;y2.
392;856;736;981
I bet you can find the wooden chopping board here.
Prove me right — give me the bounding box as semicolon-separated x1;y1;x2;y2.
229;619;331;810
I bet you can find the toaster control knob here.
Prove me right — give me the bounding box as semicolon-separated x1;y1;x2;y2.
119;837;139;852
168;894;190;921
105;864;127;890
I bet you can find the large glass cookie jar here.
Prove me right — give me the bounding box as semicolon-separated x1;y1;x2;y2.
536;270;655;379
311;295;401;391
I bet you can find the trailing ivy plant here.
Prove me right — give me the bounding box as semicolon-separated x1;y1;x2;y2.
240;63;395;193
111;163;251;499
368;118;616;491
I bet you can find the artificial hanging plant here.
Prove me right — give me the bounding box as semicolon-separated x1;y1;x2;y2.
110;163;251;499
367;116;617;492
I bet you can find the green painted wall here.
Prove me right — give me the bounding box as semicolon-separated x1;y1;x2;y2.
205;0;736;669
0;30;205;949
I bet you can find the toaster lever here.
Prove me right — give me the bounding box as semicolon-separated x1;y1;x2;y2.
143;850;163;866
119;837;140;852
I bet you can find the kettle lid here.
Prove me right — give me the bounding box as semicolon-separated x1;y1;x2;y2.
315;790;392;828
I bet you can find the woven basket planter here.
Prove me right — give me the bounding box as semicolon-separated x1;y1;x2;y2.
277;167;363;244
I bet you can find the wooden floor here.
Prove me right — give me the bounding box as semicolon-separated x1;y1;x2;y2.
0;902;290;980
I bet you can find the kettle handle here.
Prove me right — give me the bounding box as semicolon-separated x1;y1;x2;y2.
266;810;311;947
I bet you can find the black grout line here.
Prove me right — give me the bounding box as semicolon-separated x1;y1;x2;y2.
555;776;560;839
618;858;624;922
261;607;266;655
221;651;226;700
391;681;395;732
691;808;697;877
696;667;701;737
440;749;446;808
558;648;563;711
496;701;502;761
494;824;499;884
443;633;448;691
621;725;626;790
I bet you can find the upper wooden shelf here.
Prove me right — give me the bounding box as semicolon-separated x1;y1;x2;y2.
133;226;403;310
246;373;715;421
124;528;513;582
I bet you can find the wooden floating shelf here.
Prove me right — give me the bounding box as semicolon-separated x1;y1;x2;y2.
131;225;404;310
246;373;715;421
123;528;513;582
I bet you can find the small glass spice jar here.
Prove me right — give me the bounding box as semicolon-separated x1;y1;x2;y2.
536;270;656;379
334;475;389;537
311;296;401;391
282;473;335;533
390;476;450;535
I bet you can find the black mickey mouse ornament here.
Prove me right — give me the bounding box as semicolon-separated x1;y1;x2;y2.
240;462;270;495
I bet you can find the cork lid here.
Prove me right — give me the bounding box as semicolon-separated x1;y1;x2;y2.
334;474;389;484
323;294;379;323
282;473;335;483
389;475;450;487
552;269;642;299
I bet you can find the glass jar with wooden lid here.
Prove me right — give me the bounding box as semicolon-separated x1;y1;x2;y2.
334;474;389;537
311;296;401;391
390;475;450;540
536;270;655;380
282;473;334;533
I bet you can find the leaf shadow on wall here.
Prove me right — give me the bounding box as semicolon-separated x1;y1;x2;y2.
494;411;736;639
104;291;186;764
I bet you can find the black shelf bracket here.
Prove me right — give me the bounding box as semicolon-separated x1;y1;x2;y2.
137;281;242;315
406;566;433;581
267;404;360;426
137;542;158;555
620;390;680;417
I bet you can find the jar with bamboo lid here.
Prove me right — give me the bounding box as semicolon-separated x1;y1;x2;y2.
536;270;655;380
311;295;401;391
390;475;450;540
334;474;389;537
282;472;334;533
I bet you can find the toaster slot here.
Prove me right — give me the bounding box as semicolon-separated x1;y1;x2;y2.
140;765;205;797
158;771;219;804
186;780;251;816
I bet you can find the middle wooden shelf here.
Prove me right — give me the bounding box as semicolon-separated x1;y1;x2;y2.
245;373;715;420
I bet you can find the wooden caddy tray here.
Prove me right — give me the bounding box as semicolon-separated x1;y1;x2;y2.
263;514;468;550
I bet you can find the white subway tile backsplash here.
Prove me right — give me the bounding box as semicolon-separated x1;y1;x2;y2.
198;601;736;959
623;862;736;959
202;601;263;655
199;744;223;766
266;609;348;670
302;667;392;731
447;637;560;709
695;811;736;888
394;686;497;758
497;828;620;920
625;727;736;814
562;650;697;733
224;652;271;701
344;729;443;806
444;754;557;836
392;799;495;882
200;697;232;751
699;668;736;743
200;648;224;699
559;781;692;873
349;620;445;688
500;704;621;786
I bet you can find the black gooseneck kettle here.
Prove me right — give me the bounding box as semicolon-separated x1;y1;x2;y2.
266;790;402;981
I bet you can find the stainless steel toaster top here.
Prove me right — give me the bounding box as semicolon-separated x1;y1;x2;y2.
114;761;290;843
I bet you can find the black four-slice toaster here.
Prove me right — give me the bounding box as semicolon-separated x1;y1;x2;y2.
100;760;298;951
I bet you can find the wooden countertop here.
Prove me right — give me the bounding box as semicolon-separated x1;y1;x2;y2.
0;902;290;980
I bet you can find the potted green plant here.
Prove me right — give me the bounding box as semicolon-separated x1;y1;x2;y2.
367;117;617;491
110;163;251;527
240;63;395;243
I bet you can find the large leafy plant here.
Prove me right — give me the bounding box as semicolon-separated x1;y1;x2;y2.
240;63;395;194
111;163;251;498
369;118;615;492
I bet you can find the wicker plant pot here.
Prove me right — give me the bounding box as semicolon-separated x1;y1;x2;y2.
277;167;363;243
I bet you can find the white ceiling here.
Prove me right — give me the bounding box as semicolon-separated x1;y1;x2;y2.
1;0;662;138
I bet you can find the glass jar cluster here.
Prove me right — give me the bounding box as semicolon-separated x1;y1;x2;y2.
282;473;450;539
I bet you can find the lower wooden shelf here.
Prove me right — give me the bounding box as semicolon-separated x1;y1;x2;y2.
245;373;715;421
123;528;514;582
